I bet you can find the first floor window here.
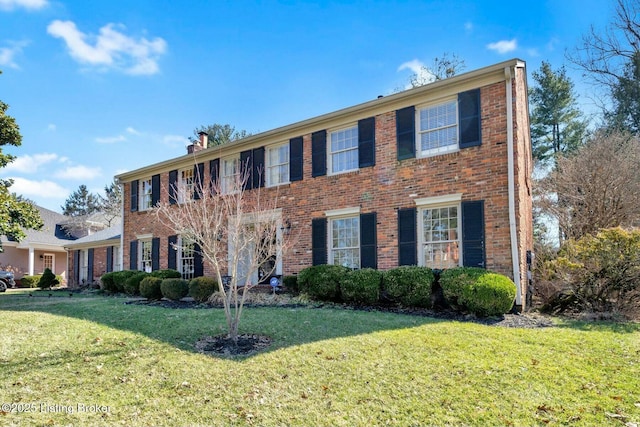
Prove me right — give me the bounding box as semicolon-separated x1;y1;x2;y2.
42;253;54;272
330;216;360;268
179;238;195;280
420;205;460;269
221;155;240;193
140;178;153;210
329;125;358;174
418;99;458;156
113;246;121;272
266;143;289;186
140;240;152;272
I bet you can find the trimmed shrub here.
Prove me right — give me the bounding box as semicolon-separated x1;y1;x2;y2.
298;264;349;301
150;269;182;279
112;270;139;293
340;268;382;305
282;275;299;293
382;266;435;308
439;267;487;310
124;272;149;295
38;268;59;289
189;277;218;302
100;272;117;292
161;278;189;301
460;273;516;317
20;275;41;288
140;276;163;300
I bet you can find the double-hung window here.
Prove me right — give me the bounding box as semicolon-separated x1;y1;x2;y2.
140;178;153;210
417;196;461;269
221;155;240;194
329;214;360;269
266;143;290;186
139;240;153;273
178;168;194;203
329;125;358;174
417;99;458;157
179;237;195;280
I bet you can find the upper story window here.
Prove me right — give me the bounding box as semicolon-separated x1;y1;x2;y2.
266;143;290;187
140;178;153;210
418;99;458;157
329;125;358;174
179;168;194;203
221;155;240;194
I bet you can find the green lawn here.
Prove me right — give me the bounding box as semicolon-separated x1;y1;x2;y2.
0;289;638;426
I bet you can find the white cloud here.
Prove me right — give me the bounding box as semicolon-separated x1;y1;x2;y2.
397;59;436;88
95;134;126;144
162;134;189;147
2;153;59;173
487;39;518;54
0;40;28;68
9;177;68;199
54;165;102;180
0;0;48;11
46;123;56;131
126;126;141;135
46;20;167;75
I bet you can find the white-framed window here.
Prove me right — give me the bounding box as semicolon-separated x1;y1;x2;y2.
42;253;54;272
417;98;458;157
178;237;195;280
266;143;290;187
221;155;240;194
139;240;153;273
178;167;195;203
329;125;358;174
416;195;462;270
326;207;361;269
140;178;153;210
113;246;121;272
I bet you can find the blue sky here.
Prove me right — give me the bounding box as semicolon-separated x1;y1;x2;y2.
0;0;614;213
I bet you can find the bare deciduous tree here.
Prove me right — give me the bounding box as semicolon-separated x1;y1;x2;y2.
537;130;640;241
153;163;292;343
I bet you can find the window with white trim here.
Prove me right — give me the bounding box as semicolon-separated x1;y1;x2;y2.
113;246;121;272
419;205;460;269
42;253;54;272
140;178;153;210
178;167;194;203
329;216;360;269
139;240;153;273
221;155;240;194
266;143;289;186
178;237;195;280
329;125;358;174
417;99;458;157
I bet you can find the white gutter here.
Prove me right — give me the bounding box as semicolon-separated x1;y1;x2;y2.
505;66;522;309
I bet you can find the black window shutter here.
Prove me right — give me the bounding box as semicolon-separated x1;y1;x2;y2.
209;158;220;193
151;174;160;206
240;150;253;190
311;130;327;177
459;89;481;148
73;250;80;283
289;137;303;182
252;147;265;189
360;212;377;269
194;243;204;277
130;180;139;212
398;207;417;266
462;200;485;268
151;237;160;271
130;240;138;270
396;106;416;160
168;235;177;271
87;248;94;282
193;163;205;200
358;117;376;168
168;170;178;204
311;218;327;265
106;246;113;273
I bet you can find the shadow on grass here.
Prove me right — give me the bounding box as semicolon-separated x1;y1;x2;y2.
0;289;448;359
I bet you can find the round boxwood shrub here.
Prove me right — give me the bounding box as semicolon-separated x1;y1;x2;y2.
139;276;163;300
124;272;149;296
439;267;487;310
20;275;41;288
382;266;435;308
150;269;182;279
460;272;516;317
297;264;349;301
100;272;117;292
161;278;189;301
189;276;218;302
112;270;140;293
340;268;382;305
282;275;299;293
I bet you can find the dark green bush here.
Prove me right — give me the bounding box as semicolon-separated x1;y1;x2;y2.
150;269;182;279
112;270;139;293
124;272;149;295
460;273;516;317
298;264;349;301
340;268;382;305
140;276;163;300
20;275;41;288
188;276;218;302
282;275;299;293
161;278;189;301
38;268;59;289
382;266;435;308
100;272;117;292
439;267;487;310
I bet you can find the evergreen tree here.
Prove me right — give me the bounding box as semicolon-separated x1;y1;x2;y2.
606;52;640;134
192;124;250;148
61;184;101;217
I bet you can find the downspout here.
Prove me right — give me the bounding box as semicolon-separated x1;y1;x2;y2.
505;65;523;311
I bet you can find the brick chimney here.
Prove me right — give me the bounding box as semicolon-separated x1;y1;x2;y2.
187;132;208;154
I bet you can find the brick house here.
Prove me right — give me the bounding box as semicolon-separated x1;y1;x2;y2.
64;223;121;287
115;58;533;309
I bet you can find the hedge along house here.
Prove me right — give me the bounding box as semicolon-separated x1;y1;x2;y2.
116;58;533;310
